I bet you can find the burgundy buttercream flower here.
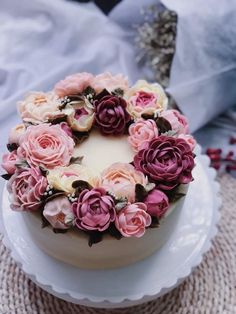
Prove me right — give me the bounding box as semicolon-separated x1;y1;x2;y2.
94;95;130;135
72;188;116;232
144;189;169;218
7;167;48;211
133;136;194;190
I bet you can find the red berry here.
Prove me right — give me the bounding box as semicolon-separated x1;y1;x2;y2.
206;148;222;155
211;161;221;170
208;154;221;162
229;137;236;145
225;151;234;161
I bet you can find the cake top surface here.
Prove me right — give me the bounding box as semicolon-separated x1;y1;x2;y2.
1;71;196;246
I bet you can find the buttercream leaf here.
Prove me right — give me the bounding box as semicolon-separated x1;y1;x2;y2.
135;183;148;202
7;143;18;152
88;231;103;247
69;156;84;165
1;173;12;180
155;116;172;133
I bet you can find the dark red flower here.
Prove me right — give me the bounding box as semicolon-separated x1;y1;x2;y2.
133;136;195;190
94;95;130;135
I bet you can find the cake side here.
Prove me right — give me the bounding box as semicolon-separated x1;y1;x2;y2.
22;188;187;269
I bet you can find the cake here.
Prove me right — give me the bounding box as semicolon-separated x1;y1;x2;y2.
1;72;196;269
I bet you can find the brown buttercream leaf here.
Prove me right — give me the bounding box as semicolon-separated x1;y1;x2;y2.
1;173;12;180
69;156;84;165
149;216;160;228
72;180;92;197
7;143;18;152
88;231;103;247
135;183;148;202
141;112;155;120
107;223;122;240
155;117;172;134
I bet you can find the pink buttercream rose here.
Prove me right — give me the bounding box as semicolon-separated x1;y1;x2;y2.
92;72;129;94
8;124;26;144
1;151;18;175
128;119;159;152
178;134;196;151
17;124;74;169
43;196;73;229
115;202;151;237
144;189;169;218
159;109;189;135
17;91;62;124
7;167;48;211
72;188;116;232
100;162;148;202
54;72;94;97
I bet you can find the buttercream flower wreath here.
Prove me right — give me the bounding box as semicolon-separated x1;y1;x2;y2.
1;72;196;246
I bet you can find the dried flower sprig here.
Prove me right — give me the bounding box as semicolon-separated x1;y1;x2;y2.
135;4;177;87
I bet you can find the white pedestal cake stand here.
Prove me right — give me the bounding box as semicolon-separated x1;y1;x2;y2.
0;147;221;309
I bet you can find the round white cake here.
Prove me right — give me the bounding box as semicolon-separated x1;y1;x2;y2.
1;72;196;270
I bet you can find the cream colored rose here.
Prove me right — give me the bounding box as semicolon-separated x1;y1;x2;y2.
17;91;63;124
92;72;129;94
47;164;98;194
100;162;148;202
125;80;168;118
8;123;26;144
66;98;95;132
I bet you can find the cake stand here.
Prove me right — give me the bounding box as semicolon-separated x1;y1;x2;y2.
0;146;221;309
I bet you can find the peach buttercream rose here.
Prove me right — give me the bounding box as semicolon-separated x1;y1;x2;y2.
178;134;196;151
8;124;26;144
17;91;63;124
92;72;129;94
47;164;98;194
54;72;94;97
17;124;74;169
100;162;148;202
43;196;73;229
128;119;159;152
115;202;151;237
125;80;168;118
66;98;95;132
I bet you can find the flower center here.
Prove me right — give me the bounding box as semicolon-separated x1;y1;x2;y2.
56;213;66;223
34;95;47;106
135;91;156;107
75;108;88;120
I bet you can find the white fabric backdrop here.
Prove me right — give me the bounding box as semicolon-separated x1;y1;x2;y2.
0;0;143;153
111;0;236;132
0;0;235;157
